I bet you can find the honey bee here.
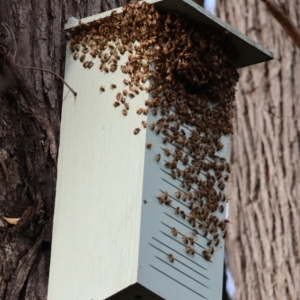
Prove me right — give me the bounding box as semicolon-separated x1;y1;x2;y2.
113;101;120;107
223;229;228;238
146;142;153;149
219;205;224;212
175;190;181;199
207;239;213;246
171;227;178;237
164;198;172;205
182;236;189;244
123;89;128;96
168;254;175;263
99;85;105;92
143;108;148;115
133;128;140;135
202;250;211;261
188;236;195;245
124;103;129;110
122;109;127;116
180;210;186;219
110;84;117;89
210;247;215;254
150;122;155;130
155;154;161;162
73;52;79;60
163;148;171;156
123;79;130;85
214;238;220;246
80;54;86;62
128;93;135;98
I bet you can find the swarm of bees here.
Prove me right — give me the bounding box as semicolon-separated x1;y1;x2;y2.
69;0;238;264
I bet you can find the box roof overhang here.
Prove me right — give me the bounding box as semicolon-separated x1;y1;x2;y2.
65;0;274;69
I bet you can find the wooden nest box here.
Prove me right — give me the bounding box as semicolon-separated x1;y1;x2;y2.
48;1;273;299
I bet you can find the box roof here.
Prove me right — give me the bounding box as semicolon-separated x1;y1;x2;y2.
65;0;274;69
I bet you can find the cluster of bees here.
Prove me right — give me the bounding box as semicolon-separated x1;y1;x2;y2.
69;1;238;263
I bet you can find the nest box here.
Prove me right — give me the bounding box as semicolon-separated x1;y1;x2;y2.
48;1;273;300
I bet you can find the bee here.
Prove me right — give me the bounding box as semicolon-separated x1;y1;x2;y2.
99;85;105;92
168;254;175;263
113;101;120;107
123;89;128;96
110;84;117;89
164;198;172;205
180;210;186;219
188;236;195;245
136;108;143;115
210;247;215;255
124;103;129;110
163;148;171;156
143;108;148;115
155;154;161;162
207;239;213;246
203;250;211;261
172;227;178;237
80;54;86;62
150;122;156;130
123;79;130;85
122;109;128;116
175;190;181;199
192;229;199;235
214;238;220;246
133;128;140;135
116;92;122;101
128;93;135;98
73;52;79;60
146;142;153;149
219;205;224;213
152;108;158;116
182;236;189;244
223;229;228;238
175;207;180;214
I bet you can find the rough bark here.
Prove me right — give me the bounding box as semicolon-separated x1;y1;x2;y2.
0;1;131;299
216;0;300;299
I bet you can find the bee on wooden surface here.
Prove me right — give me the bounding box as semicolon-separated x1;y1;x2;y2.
164;198;172;205
80;54;86;62
142;121;147;128
128;93;135;99
207;239;213;246
152;108;157;116
73;52;79;60
110;84;117;89
155;154;161;162
175;207;180;215
192;229;199;235
123;79;130;85
113;101;120;107
223;229;229;238
210;247;215;255
219;205;224;213
218;181;225;190
175;190;181;199
168;254;175;263
146;142;153;149
99;85;105;92
180;210;186;219
135;108;143;115
202;250;211;261
182;236;189;244
188;236;195;245
143;108;148;115
163;148;171;156
116;92;122;101
122;109;128;116
133;128;140;135
123;89;128;96
124;103;129;110
172;227;178;237
214;238;220;246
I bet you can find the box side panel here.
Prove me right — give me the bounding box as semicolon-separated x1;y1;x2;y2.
48;43;148;300
138;111;229;300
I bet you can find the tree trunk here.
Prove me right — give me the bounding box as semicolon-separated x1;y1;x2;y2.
0;1;131;299
216;0;300;299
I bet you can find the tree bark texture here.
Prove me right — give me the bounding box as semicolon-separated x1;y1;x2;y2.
0;1;134;299
216;1;300;299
